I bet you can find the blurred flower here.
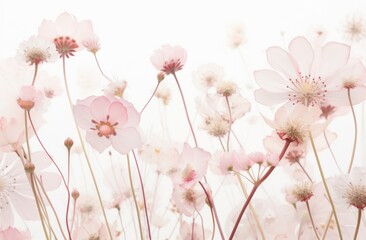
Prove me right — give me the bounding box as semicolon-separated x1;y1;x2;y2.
172;183;208;217
192;63;224;90
177;221;210;240
16;86;43;111
285;181;314;203
150;45;187;75
342;13;366;43
82;33;101;54
155;85;171;105
103;79;127;98
0;227;31;240
227;22;246;49
38;12;95;58
16;36;57;66
73;95;142;154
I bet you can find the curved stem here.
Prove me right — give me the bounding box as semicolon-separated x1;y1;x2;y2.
62;56;113;239
229;139;291;239
132;150;152;239
198;181;225;240
235;173;266;240
127;154;144;240
140;82;160;114
309;131;343;239
347;88;358;174
172;72;198;147
93;52;111;81
225;96;233;151
31;63;39;86
354;208;362;240
306;200;320;240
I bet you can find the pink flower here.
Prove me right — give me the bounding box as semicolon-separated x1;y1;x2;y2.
254;36;353;107
172;183;208;217
17;86;43;111
73;95;142;154
150;45;187;75
169;143;210;188
0;227;31;240
38;12;95;58
0;153;39;230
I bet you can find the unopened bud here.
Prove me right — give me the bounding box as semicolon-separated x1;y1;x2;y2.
17;99;35;111
64;138;74;150
157;72;165;83
24;162;35;173
72;189;80;200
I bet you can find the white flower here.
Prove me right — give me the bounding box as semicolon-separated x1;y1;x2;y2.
192;63;224;90
16;36;58;66
103;79;127;98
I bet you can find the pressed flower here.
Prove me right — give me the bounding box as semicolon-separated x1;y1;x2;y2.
150;45;187;75
254;36;352;108
73;95;142;154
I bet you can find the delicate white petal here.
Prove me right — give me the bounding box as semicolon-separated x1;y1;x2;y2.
288;37;314;74
112;128;142;154
318;42;350;77
85;131;111;153
254;70;289;91
266;46;299;78
254;89;288;106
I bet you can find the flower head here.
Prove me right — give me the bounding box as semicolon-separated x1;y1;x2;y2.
192;63;224;90
150;45;187;75
73;95;142;154
16;36;57;66
254;36;352;108
285;181;314;203
38;12;95;58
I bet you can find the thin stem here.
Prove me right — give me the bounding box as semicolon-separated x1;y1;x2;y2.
306;200;320;240
140;83;160;114
198;181;225;240
132;150;152;239
30;173;49;240
218;137;226;152
295;160;313;182
347;88;358;174
117;208;126;240
321;212;333;240
27;111;72;239
209;206;216;240
354;208;362;240
235;173;266;240
323;131;342;173
127;154;144;240
31;63;39;86
229;140;291;239
62;56;113;240
172;72;198;147
93;53;111;81
309;131;343;239
24;110;32;162
225;96;233;151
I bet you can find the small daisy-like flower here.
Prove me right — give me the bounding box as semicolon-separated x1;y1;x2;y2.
16;36;57;66
192;63;224;90
342;14;366;43
203;114;230;137
150;45;187;75
76;194;101;220
215;80;237;97
155;85;171;105
285;181;314;204
73;95;142;154
82;33;100;54
333;167;366;210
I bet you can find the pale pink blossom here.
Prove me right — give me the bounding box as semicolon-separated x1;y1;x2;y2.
177;221;211;240
38;12;95;58
192;63;224;90
0;153;39;230
172;183;208;217
150;45;187;75
17;86;43;111
82;33;101;54
103;79;127;98
0;227;31;240
169;143;210;188
211;150;250;175
73;95;142;154
254;36;353;107
72;219;120;240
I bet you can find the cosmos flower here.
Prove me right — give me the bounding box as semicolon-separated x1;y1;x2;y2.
150;45;187;75
73;95;142;154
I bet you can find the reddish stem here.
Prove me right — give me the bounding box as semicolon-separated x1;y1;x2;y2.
228;139;291;239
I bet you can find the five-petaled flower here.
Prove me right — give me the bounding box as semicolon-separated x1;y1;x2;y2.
150;45;187;75
73;95;142;154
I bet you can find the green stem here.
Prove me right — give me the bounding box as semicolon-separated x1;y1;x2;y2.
309;131;343;239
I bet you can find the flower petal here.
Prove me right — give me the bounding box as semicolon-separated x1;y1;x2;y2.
254;89;288;106
85;131;111;153
317;42;350;78
73;104;93;130
254;70;289;91
288;37;314;74
108;102;127;126
266;46;299;78
112;128;142;154
90;96;110;121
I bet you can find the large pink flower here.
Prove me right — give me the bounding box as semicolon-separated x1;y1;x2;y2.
150;45;187;75
254;36;357;107
38;12;95;58
73;95;142;154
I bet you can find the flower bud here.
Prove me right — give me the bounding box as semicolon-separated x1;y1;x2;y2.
24;162;35;173
72;189;80;200
64;137;74;150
